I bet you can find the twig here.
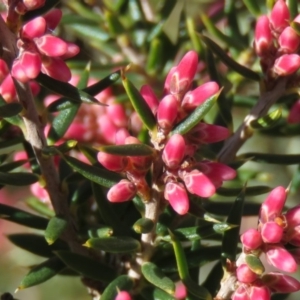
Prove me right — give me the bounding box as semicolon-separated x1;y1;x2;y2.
218;78;288;164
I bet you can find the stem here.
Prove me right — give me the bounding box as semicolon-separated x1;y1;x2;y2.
0;16;87;256
217;78;287;163
140;0;156;22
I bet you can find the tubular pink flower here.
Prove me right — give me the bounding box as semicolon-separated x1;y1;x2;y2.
241;229;263;250
270;0;290;34
249;285;271;300
140;85;159;115
265;244;297;273
21;16;46;39
285;225;300;247
41;57;72;82
183;170;216;198
43;9;63;31
199;161;236;181
98;115;118;144
106;101;128;128
189;122;230;144
262;273;300;293
115;291;132;300
164;66;176;94
97;152;128;172
287;100;300;123
174;281;187;300
61;42;80;60
0;75;17;102
285;205;300;227
107;179;137;203
164;182;189;215
231;285;249;300
236;264;257;283
278;27;300;53
156;94;178;130
35;35;68;57
115;128;130;145
162;134;186;169
0;59;9;81
261;221;284;243
181;82;219;111
273;54;300;76
259;186;286;223
254;16;274;56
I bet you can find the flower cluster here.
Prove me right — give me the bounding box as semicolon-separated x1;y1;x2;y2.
2;0;45;14
254;0;300;78
11;8;79;83
232;186;300;299
98;51;236;214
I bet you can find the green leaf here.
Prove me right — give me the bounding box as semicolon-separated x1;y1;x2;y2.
216;186;272;196
249;108;282;130
0;102;22;118
105;10;124;36
245;254;265;275
141;287;177;300
45;216;68;245
98;144;155;156
236;153;300;165
133;218;154;234
172;92;220;135
101;275;134;300
146;38;163;74
213;222;237;234
201;35;260;81
0;203;48;230
0;136;23;151
221;188;245;266
88;227;114;238
141;262;175;295
288;0;299;19
36;73;103;105
0;95;23;126
0;159;29;172
84;236;141;253
55;251;116;282
7;234;69;258
26;197;55;218
103;0;127;11
0;172;38;186
62;155;122;188
242;0;261;15
183;277;212;300
122;71;156;131
17;257;65;290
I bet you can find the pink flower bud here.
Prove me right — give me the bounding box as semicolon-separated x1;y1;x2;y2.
278;26;300;53
285;205;300;227
30;182;50;203
107;180;137;202
140;85;159;115
241;229;263;250
0;59;9;81
174;281;187;299
23;0;45;10
274;54;300;76
261;221;284;243
263;272;300;293
266;245;297;273
115;291;132;300
236;264;257;283
285;225;300;247
164;66;176;94
156;94;178;130
35;35;68;57
199;161;236;182
61;42;80;60
115;128;130;145
287;100;300;123
98;115;118;144
189;122;230;144
162;134;185;169
231;285;248;300
270;0;290;34
259;186;286;223
106;101;128;128
254;16;274;56
181;82;219;111
249;285;271;300
183;170;216;198
44;9;62;31
21;16;46;39
41;57;71;82
97;152;128;172
164;182;189;215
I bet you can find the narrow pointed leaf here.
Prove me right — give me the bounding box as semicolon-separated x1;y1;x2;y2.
236;153;300;165
250;109;282;130
201;35;260;81
146;38;163;74
103;0;127;11
183;277;212;300
221;188;245;265
122;71;156;131
7;234;69;257
84;236;141;253
288;0;299;19
0;96;23;126
213;222;237;234
45;216;68;245
133;218;154;234
242;0;261;15
172;92;220;135
0;203;48;230
62;155;122;187
26;197;55;218
0;172;38;186
101;275;134;300
142;262;175;295
0;159;29;172
17;257;65;290
245;254;265;275
36;73;103;105
217;186;271;196
0;102;22;118
55;251;116;282
99;144;155;156
105;10;124;36
0;136;23;150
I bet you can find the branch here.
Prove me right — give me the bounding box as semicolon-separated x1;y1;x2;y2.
218;78;288;164
0;15;87;256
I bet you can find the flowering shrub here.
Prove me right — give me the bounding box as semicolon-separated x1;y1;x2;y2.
1;1;300;300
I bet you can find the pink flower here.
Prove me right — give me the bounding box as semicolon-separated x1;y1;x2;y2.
107;180;137;203
115;291;132;300
269;0;290;34
254;16;274;56
273;54;300;76
164;182;189;215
